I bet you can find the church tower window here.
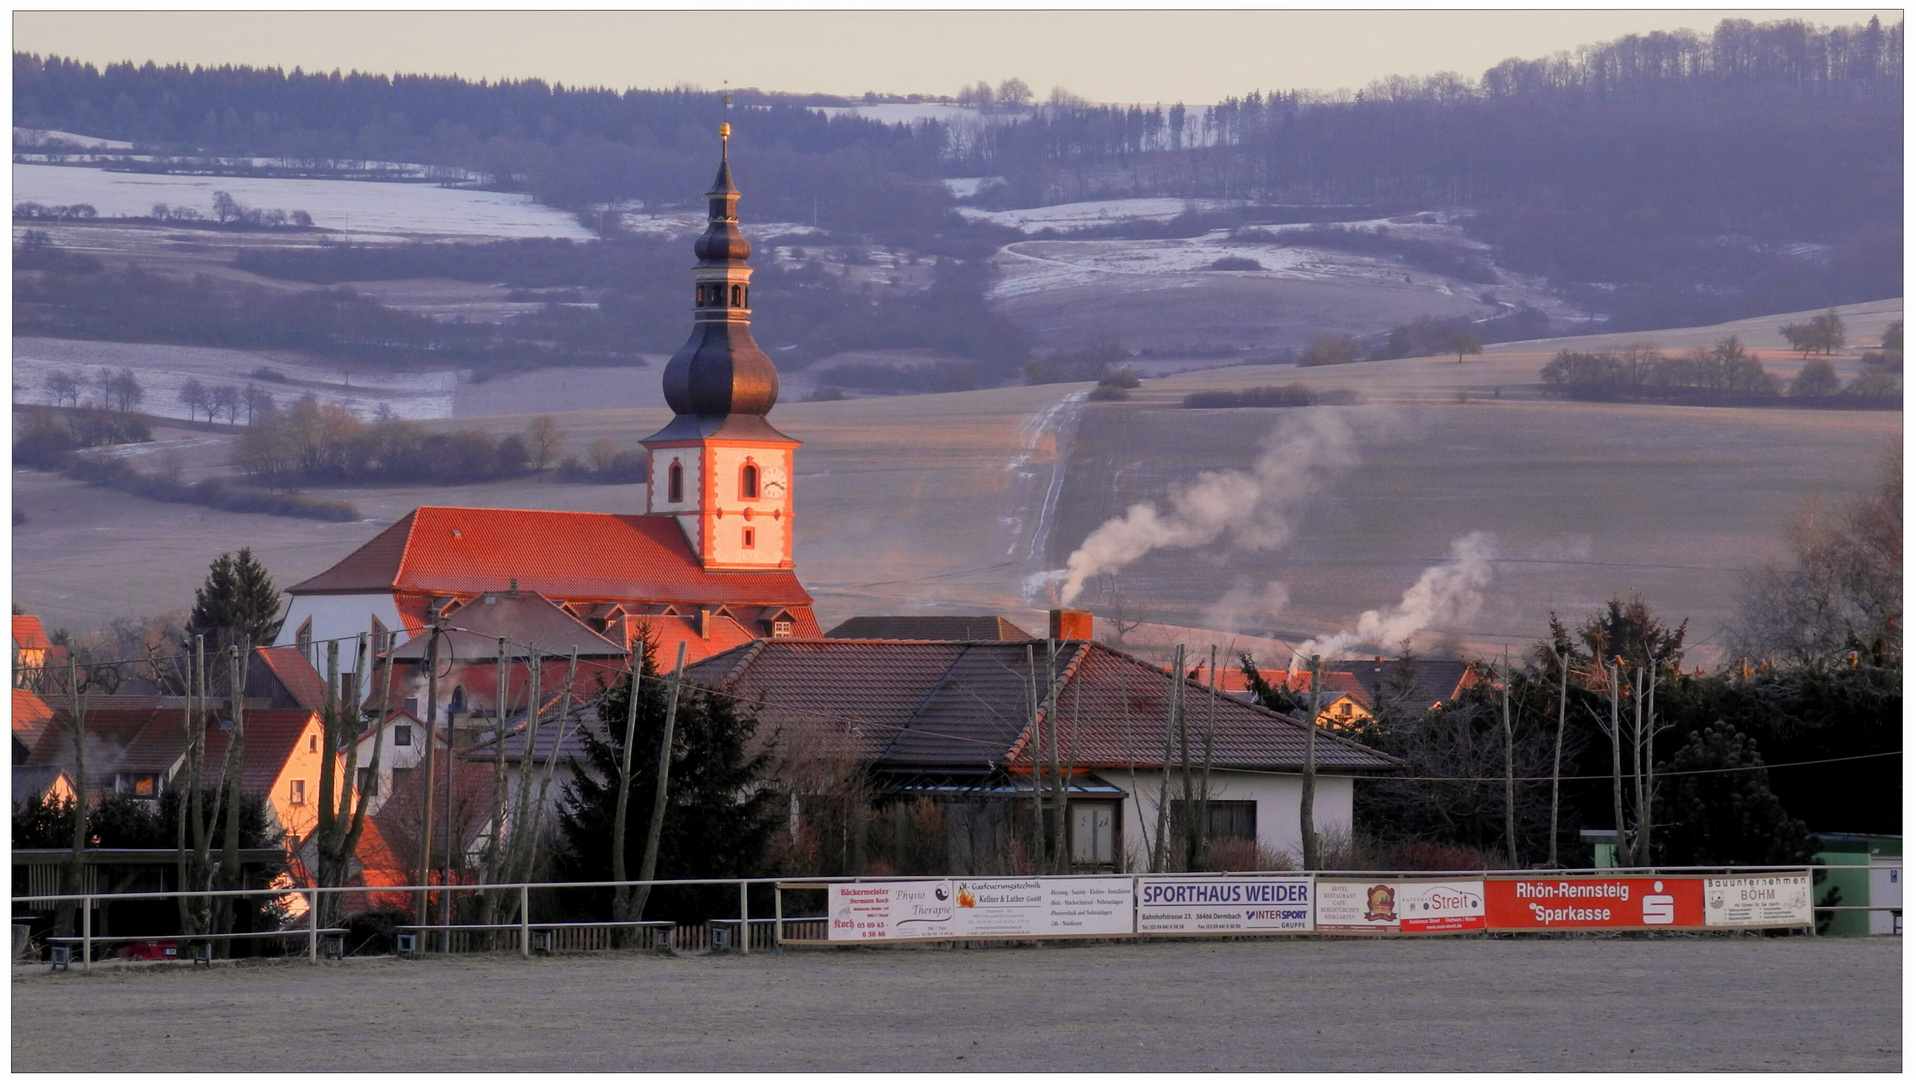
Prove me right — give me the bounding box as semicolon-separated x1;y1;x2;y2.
740;462;759;500
668;460;684;502
742;527;756;549
731;284;744;307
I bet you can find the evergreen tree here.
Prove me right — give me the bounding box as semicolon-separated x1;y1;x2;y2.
1654;721;1813;865
555;642;779;922
185;548;282;649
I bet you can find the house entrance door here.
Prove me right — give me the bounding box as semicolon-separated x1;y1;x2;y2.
1070;802;1115;870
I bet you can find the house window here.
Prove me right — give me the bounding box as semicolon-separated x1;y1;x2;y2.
119;773;159;799
667;460;684;503
1337;701;1352;718
740;462;759;500
771;620;793;638
309;734;319;753
371;615;390;656
1172;799;1256;843
742;527;756;549
394;724;413;747
296;617;314;662
290;779;307;806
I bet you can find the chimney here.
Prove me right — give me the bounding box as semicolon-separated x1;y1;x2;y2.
1049;609;1093;641
698;607;712;640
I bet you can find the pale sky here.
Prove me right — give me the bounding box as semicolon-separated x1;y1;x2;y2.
12;9;1902;106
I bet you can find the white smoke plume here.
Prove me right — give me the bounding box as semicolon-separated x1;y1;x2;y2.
1293;530;1500;666
1058;410;1360;605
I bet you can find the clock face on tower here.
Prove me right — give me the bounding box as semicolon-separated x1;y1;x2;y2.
760;463;788;497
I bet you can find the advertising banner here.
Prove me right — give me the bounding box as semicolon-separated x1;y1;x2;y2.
949;876;1135;937
828;881;956;941
1484;876;1705;931
1317;879;1487;933
1136;876;1313;934
1705;873;1814;928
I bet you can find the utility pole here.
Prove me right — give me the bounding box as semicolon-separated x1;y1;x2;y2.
416;612;444;939
1300;655;1321;871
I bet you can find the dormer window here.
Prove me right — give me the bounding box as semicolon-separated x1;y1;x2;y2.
771;620;793;638
667;460;684;503
740;462;759;500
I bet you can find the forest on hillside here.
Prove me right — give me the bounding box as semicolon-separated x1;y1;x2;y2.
13;16;1904;337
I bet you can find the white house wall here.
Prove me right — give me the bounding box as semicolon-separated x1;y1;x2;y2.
276;593;410;674
1092;768;1354;869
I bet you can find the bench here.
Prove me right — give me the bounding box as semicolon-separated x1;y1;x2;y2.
395;921;675;956
45;928;349;970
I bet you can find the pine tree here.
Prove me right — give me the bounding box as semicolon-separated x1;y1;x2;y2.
1654;721;1813;865
185;548;283;649
556;642;779;922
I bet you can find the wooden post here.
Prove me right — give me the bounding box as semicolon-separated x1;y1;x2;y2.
519;883;531;958
1548;650;1568;868
739;880;750;955
307;889;319;964
1502;648;1517;867
81;896;91;974
1300;657;1321;871
773;883;783;947
632;643;687;923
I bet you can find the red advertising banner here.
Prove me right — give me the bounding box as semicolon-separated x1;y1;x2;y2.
1485;876;1705;931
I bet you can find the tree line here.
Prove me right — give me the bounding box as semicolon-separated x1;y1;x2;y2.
1541;328;1902;403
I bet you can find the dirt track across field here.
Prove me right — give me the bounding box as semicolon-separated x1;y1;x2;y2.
11;936;1899;1072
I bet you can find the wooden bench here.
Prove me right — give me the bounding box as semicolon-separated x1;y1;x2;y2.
45;928;349;970
395;921;675;956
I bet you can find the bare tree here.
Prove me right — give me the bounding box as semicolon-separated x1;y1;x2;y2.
526;415;564;471
241;383;276;424
210;384;242;426
177;378;208;423
44;370;81;409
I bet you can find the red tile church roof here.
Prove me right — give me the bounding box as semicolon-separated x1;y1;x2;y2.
287;506;814;609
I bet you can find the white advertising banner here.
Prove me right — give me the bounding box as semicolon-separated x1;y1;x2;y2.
1316;879;1487;933
1705;873;1814;928
828;881;956;941
1136;876;1313;934
949;876;1135;937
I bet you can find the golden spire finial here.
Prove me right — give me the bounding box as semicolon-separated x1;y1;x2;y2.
720;85;733;154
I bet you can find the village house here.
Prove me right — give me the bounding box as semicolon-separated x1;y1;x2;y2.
1214;666;1374;729
684;614;1401;872
22;704;340;841
12;613;60;690
274;125;816;675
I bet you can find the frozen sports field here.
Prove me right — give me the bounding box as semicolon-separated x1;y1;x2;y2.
11;936;1899;1071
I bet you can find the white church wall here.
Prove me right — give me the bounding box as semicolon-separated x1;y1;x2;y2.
275;593;410;674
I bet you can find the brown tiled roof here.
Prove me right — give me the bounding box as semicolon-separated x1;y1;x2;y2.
30;706;320;793
687;640;1398;775
1347;659;1477;709
825;616;1034;641
389;591;626;660
286;506;814;611
1210;667;1366;700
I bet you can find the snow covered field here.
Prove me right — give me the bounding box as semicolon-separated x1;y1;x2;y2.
957;197;1249;233
13;127;133;149
12;164;595;241
993;232;1377;301
14;338;458;423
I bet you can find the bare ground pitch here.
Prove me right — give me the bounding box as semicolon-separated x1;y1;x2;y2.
11;936;1899;1071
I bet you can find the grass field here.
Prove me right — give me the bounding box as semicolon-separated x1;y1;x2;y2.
12;300;1901;664
10;936;1899;1071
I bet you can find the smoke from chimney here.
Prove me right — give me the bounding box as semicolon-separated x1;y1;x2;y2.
1059;410;1361;605
1292;530;1499;666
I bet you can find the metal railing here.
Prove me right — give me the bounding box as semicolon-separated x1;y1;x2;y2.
14;865;1867;972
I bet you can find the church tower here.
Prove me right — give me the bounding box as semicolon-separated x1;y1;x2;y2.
641;122;799;571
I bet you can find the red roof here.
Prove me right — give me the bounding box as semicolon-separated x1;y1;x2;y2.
255;647;330;712
12;615;51;651
12;688;54;738
287;506;814;610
